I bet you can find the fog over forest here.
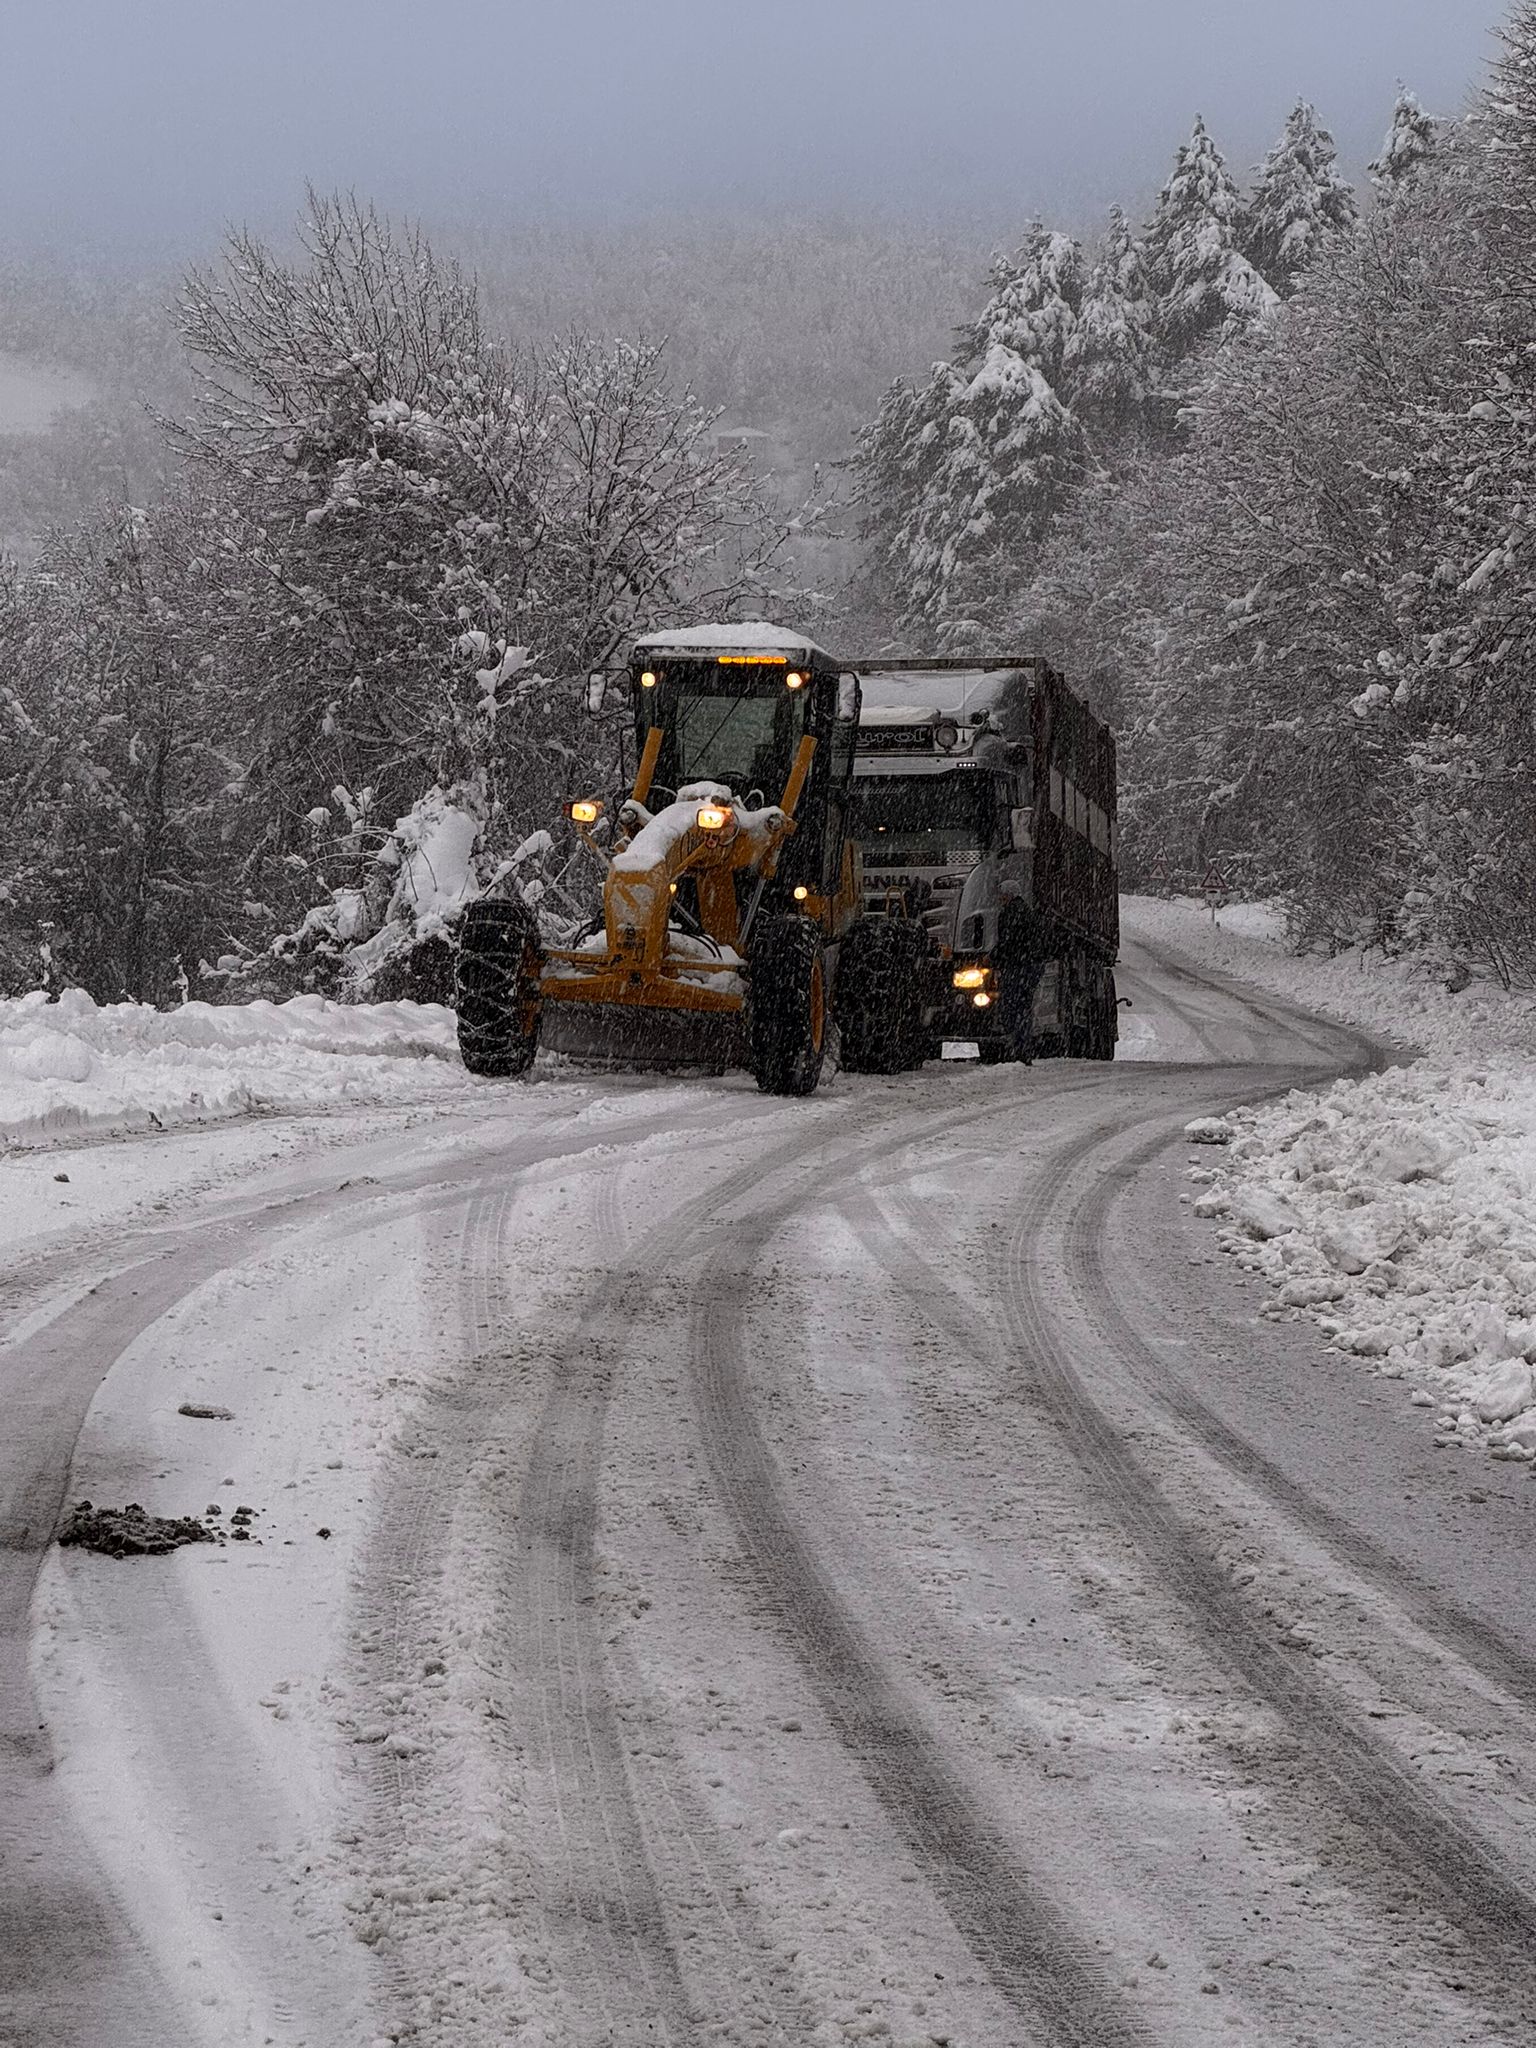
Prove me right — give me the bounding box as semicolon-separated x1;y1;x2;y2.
0;1;1505;554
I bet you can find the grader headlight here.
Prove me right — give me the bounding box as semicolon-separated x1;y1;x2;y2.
565;798;604;825
696;803;734;833
953;965;989;991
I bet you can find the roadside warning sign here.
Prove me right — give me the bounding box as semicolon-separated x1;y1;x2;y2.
1200;862;1230;922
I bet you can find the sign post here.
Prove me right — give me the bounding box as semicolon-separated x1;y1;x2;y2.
1199;862;1230;925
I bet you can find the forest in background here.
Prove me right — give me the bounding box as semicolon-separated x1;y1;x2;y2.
1;3;1531;1005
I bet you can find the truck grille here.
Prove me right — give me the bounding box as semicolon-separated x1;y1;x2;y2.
863;724;939;753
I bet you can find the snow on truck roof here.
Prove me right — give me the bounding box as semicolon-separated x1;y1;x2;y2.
855;667;1029;720
633;621;836;666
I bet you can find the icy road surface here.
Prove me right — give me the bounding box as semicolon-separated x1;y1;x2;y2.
5;942;1536;2047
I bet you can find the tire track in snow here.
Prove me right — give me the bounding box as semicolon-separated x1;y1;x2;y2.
1;1093;704;2048
351;1093;788;2046
997;1097;1536;2026
1074;1119;1536;1713
465;1100;820;2047
687;1078;1157;2048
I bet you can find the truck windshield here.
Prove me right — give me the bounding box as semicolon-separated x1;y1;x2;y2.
847;772;991;865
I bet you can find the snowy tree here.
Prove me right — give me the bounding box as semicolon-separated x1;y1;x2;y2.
167;192;795;992
1143;117;1279;360
851;227;1084;640
0;499;240;1001
1242;102;1359;294
1021;99;1536;983
1062;209;1155;439
1369;87;1439;186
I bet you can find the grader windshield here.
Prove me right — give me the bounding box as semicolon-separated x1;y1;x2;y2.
632;657;811;806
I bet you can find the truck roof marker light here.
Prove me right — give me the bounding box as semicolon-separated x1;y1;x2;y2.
640;669;658;688
786;671;806;690
696;804;733;832
719;653;788;665
953;966;988;990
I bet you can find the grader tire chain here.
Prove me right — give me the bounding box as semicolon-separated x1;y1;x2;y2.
455;899;542;1078
749;914;828;1097
836;917;924;1075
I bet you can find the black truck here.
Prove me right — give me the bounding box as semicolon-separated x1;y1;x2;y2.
841;657;1119;1066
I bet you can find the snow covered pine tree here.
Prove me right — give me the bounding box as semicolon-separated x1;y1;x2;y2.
1370;86;1439;186
852;228;1085;642
1143;116;1278;361
1242;101;1359;295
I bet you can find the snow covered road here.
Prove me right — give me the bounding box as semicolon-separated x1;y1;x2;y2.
6;945;1536;2047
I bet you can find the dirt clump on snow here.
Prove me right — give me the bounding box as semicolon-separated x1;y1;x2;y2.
58;1500;222;1558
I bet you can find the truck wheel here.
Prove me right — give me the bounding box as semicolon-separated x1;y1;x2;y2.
749;916;827;1096
1092;969;1119;1061
1063;951;1096;1059
455;898;543;1077
835;917;923;1074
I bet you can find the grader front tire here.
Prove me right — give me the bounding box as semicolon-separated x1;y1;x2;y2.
749;916;827;1097
455;899;543;1078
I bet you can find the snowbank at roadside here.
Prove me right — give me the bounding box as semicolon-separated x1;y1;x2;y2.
0;986;466;1149
1124;894;1536;1062
1135;897;1536;1464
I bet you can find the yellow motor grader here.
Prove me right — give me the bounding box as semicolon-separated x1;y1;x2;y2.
454;625;871;1095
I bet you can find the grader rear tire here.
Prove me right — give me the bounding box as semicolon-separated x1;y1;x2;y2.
455;898;543;1077
749;916;827;1097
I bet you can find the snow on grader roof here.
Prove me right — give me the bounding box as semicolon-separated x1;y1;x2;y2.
632;620;837;666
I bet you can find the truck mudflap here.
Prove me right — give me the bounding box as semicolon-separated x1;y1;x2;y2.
539;1000;747;1072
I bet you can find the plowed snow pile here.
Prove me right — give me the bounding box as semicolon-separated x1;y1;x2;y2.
1138;895;1536;1463
0;987;465;1147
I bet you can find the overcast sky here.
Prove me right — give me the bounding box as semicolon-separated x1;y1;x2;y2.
0;0;1510;255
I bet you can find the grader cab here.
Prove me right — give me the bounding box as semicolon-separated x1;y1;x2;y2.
454;625;864;1095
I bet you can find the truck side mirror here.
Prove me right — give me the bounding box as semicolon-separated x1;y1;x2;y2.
586;671;609;715
1009;806;1034;851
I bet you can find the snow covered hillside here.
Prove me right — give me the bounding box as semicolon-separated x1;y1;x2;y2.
0;988;465;1149
1127;897;1536;1466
